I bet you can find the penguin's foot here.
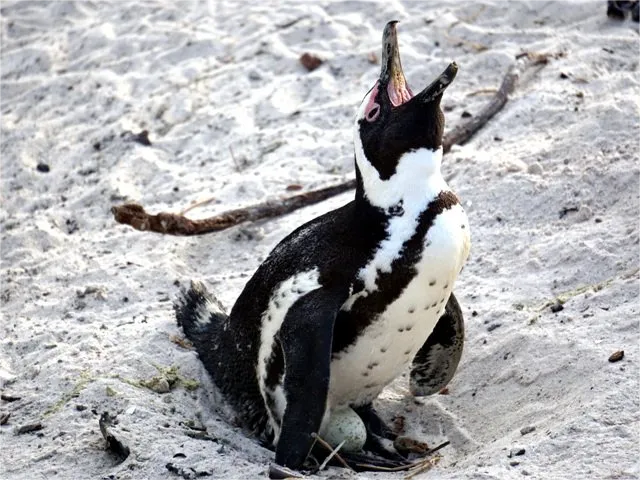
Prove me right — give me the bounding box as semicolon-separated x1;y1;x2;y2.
607;1;639;21
607;0;627;19
352;403;398;441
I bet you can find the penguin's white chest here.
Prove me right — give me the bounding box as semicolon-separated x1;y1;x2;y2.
329;202;470;407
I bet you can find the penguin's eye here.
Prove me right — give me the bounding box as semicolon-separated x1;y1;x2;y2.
365;103;380;122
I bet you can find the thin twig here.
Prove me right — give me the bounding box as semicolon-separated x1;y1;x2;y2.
318;440;346;471
404;456;441;479
425;440;450;456
112;53;550;236
442;52;549;154
353;440;450;472
180;197;217;215
310;433;353;471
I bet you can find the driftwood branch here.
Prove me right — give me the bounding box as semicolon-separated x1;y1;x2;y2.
442;52;550;153
111;181;355;236
112;53;549;236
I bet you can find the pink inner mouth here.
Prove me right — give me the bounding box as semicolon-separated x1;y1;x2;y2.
388;81;413;107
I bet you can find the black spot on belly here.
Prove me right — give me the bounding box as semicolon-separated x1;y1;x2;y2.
367;362;379;369
398;327;405;332
443;284;449;289
408;307;415;314
406;325;413;331
364;383;378;389
362;371;369;377
388;201;404;216
281;291;287;298
440;298;445;304
404;349;412;355
461;224;466;229
332;192;459;354
380;347;387;353
431;302;437;308
429;280;437;286
273;300;280;309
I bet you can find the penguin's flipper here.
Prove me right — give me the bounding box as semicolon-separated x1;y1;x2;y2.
274;287;347;471
410;292;464;396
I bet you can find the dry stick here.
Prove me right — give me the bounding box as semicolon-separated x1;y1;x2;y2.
111;181;355;236
352;440;451;473
310;432;353;471
442;52;550;154
112;53;549;236
404;457;440;480
318;439;346;471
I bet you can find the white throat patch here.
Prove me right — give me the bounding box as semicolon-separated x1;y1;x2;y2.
353;87;446;209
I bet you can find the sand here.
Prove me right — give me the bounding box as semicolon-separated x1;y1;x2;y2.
1;1;639;479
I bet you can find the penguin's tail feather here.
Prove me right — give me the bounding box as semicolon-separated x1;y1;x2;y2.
174;281;271;439
174;280;228;349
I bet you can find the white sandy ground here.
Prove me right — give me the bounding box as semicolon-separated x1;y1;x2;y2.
1;1;639;479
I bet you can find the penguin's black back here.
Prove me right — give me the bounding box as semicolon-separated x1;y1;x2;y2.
177;197;388;437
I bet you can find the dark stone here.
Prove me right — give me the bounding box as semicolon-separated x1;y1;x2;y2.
550;302;564;313
36;163;50;173
520;425;536;435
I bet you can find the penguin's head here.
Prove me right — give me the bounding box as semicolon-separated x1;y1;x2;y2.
354;21;457;193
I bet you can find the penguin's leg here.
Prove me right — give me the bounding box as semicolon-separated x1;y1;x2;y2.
607;1;627;19
410;292;464;396
634;2;640;22
272;287;345;472
353;403;397;440
351;403;409;461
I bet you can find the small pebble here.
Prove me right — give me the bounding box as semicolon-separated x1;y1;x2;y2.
527;162;543;175
36;163;50;173
520;425;536;435
508;448;526;458
299;52;323;71
550;302;564;313
16;422;44;434
505;159;527;172
608;350;624;363
575;205;593;222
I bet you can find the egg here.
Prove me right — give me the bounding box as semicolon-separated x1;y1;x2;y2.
319;407;367;452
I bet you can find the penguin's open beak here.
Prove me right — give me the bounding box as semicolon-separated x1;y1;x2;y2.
380;21;458;107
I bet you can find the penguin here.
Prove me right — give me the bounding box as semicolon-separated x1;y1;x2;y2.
607;0;640;21
175;21;470;477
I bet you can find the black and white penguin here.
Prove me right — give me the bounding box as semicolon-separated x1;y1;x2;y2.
175;21;470;477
